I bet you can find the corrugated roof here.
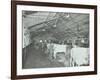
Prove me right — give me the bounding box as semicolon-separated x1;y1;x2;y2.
23;11;89;41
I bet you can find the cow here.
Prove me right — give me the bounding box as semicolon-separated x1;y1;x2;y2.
70;47;89;66
53;44;67;59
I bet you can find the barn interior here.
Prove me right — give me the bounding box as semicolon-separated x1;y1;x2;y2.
22;11;90;69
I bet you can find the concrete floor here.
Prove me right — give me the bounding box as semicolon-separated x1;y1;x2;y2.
22;43;65;69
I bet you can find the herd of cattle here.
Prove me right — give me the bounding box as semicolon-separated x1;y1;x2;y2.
34;41;89;67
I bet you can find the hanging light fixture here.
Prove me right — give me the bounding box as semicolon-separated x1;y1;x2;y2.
40;40;42;42
53;24;56;28
42;29;46;31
